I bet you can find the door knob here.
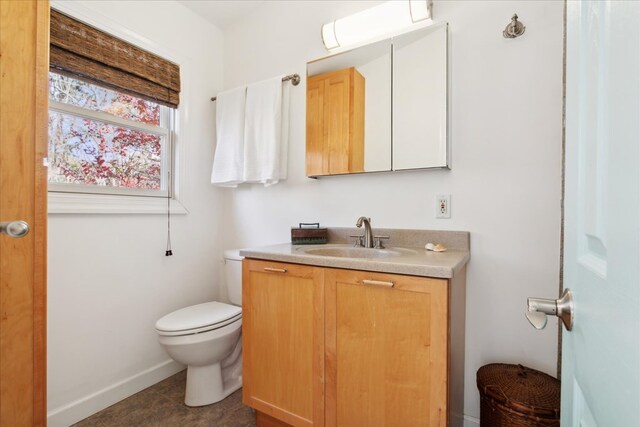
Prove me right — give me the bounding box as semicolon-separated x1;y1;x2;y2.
0;220;30;238
526;288;574;331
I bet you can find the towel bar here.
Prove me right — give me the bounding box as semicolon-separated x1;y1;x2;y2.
210;74;300;101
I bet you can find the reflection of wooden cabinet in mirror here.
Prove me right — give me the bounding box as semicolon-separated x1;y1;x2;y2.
306;67;364;176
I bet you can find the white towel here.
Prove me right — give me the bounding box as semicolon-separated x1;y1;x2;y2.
279;83;290;182
211;86;247;187
243;76;289;186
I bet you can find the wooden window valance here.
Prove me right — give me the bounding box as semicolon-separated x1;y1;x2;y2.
49;9;180;108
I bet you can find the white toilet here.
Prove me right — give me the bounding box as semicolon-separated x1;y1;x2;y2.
155;250;243;407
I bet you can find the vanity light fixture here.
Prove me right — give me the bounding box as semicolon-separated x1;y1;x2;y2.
321;0;433;51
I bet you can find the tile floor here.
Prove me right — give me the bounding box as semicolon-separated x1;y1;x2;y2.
72;370;256;426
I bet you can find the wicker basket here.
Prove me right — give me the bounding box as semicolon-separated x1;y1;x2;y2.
477;363;560;427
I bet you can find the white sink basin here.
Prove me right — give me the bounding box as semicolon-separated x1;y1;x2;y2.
297;245;413;259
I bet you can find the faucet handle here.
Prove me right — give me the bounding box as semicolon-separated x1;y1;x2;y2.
350;235;364;247
373;235;390;249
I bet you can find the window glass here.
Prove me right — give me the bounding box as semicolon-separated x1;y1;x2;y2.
49;73;160;126
47;72;171;196
48;111;163;190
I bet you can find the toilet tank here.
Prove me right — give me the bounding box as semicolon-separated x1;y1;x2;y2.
224;250;244;306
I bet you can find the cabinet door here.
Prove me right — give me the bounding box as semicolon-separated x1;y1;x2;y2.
325;269;448;427
323;70;351;175
306;68;364;176
243;260;324;427
306;76;326;176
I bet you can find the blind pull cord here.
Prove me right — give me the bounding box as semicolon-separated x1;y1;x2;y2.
165;171;173;256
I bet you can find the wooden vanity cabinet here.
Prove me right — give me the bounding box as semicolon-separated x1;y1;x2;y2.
243;259;467;427
324;269;449;427
306;67;365;176
242;259;325;427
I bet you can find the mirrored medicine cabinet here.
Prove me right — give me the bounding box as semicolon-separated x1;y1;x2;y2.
305;23;449;178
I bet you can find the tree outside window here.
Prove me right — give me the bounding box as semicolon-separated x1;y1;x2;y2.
48;73;172;196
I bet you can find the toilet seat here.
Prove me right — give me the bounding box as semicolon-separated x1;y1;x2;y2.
155;301;242;337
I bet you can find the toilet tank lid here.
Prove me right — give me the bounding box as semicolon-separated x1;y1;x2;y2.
224;249;244;261
155;301;241;333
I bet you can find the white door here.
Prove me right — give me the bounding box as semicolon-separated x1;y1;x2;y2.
563;1;639;425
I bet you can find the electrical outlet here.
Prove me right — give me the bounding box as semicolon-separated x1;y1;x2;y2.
436;194;451;219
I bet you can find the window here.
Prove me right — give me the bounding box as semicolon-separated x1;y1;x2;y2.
48;72;173;197
48;8;181;207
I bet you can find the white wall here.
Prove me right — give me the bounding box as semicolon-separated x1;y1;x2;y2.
222;0;564;423
47;1;225;425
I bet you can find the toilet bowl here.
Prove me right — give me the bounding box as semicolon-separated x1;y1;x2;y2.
155;250;244;407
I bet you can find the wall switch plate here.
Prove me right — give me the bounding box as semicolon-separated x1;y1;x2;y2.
436;194;451;219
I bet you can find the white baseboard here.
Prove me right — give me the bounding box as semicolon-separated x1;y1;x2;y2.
463;414;480;427
450;411;479;427
47;359;184;427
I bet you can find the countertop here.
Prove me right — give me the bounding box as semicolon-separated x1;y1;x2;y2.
239;228;470;279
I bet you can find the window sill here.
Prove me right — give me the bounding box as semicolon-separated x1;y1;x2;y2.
48;192;189;215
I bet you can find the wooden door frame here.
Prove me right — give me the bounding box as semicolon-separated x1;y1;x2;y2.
33;1;50;423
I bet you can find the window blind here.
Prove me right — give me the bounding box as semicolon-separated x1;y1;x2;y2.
49;9;180;108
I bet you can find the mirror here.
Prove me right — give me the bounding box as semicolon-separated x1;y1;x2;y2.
393;24;448;170
305;23;448;177
306;39;392;176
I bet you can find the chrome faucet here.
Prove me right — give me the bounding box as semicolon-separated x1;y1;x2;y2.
356;216;374;248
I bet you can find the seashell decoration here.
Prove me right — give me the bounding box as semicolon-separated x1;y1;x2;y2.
433;243;447;252
425;242;447;252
